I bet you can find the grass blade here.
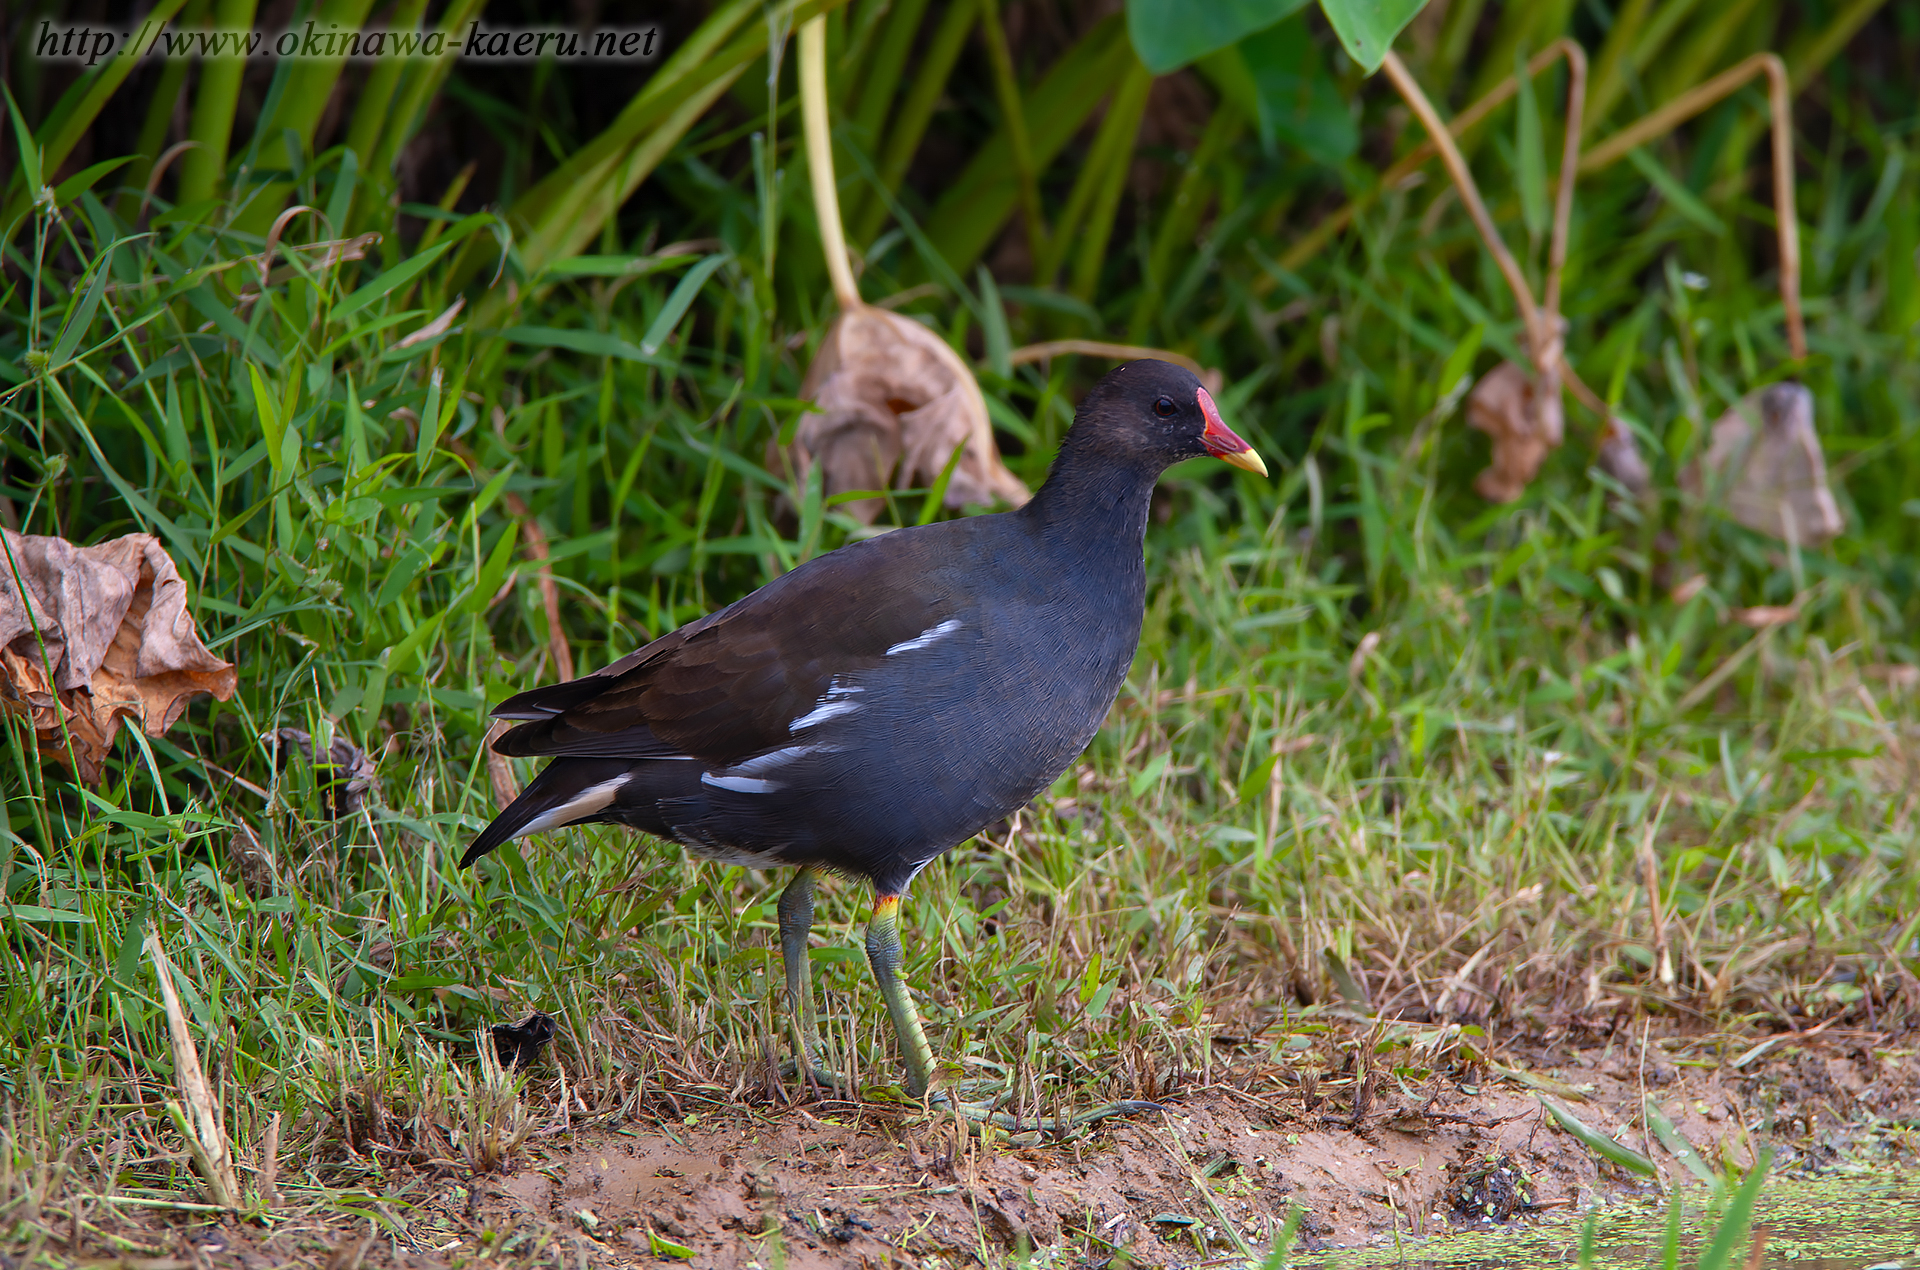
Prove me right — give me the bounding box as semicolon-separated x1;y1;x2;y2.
1541;1096;1659;1178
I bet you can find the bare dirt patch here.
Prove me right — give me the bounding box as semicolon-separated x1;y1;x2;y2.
43;1021;1918;1268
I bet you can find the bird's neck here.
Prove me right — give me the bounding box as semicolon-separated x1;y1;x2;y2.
1021;447;1157;559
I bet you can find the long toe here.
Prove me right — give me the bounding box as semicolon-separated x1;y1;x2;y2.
777;1057;859;1097
925;1090;1165;1141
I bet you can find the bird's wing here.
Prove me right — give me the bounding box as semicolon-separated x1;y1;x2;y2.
489;531;968;762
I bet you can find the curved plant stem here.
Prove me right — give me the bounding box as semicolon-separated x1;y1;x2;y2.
1008;339;1207;378
1381;51;1545;359
1543;42;1587;322
1278;40;1584;274
1579;52;1803;359
1383;47;1654;492
800;15;860;311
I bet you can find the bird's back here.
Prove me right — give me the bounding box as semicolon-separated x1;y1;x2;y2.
479;506;1148;890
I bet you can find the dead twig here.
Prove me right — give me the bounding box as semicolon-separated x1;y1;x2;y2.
1580;52;1803;359
1381;51;1546;358
1007;339;1211;382
1279;40;1590;274
1383;49;1660;495
146;934;240;1210
1638;794;1675;988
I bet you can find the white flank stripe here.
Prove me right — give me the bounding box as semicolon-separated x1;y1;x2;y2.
885;618;963;656
789;697;861;732
702;771;782;794
517;774;629;837
732;744;838;776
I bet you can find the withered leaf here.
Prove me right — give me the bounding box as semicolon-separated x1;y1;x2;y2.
1595;420;1652;496
1466;361;1564;503
1733;605;1799;629
0;531;236;783
265;727;377;818
1685;382;1842;546
775;305;1029;524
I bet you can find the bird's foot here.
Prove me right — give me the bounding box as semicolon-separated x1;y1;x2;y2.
924;1089;1165;1142
778;1058;858;1097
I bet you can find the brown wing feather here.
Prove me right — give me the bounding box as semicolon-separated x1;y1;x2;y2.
490;527;966;763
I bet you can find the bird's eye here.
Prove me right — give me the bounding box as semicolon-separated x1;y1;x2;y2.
1152;396;1177;418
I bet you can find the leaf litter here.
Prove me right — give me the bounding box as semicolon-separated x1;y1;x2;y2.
773;19;1027;525
29;1012;1916;1268
0;530;236;782
1685;382;1844;546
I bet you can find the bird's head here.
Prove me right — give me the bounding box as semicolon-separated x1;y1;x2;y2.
1070;359;1267;478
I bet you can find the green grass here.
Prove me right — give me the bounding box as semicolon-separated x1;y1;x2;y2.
3;0;1919;1261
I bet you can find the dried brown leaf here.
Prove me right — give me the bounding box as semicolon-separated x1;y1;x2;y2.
1733;605;1799;629
1670;574;1708;605
0;531;236;783
1685;382;1842;546
1595;418;1652;496
484;717;520;810
1466;361;1564;503
1865;664;1919;690
393;295;466;350
776;305;1029;524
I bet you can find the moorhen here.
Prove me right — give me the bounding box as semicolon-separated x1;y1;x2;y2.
463;359;1265;1112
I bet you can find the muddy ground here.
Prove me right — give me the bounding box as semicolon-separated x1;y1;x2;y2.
45;1018;1919;1269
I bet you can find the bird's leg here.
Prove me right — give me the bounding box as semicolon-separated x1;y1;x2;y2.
777;867;842;1090
864;894;939;1098
865;891;1164;1138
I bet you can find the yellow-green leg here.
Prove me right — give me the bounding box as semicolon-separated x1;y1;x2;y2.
864;893;939;1097
863;891;1163;1138
778;868;844;1090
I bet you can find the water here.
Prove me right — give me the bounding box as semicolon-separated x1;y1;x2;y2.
1317;1172;1920;1270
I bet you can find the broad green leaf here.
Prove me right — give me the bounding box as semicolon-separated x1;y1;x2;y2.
1436;323;1485;409
545;253;699;278
463;524;520;615
1125;0;1311;74
6;905;95;924
324;146;359;236
384;610;447;677
417;367;444;471
1237;15;1357;164
1318;0;1430;73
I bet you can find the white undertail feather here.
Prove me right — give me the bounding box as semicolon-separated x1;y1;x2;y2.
516;774;630;837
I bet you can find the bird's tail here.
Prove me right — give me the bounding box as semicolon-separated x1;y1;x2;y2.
462;758;632;867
